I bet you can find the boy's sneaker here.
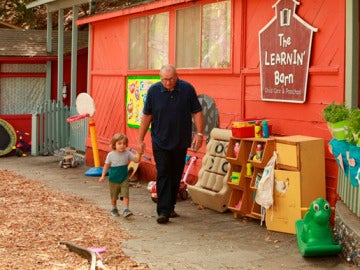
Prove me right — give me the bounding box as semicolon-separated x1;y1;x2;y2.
123;209;133;218
111;208;120;217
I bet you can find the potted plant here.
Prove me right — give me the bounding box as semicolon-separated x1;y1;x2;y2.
323;102;350;140
347;108;360;146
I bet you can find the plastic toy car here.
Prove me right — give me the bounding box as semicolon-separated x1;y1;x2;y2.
148;180;188;203
59;155;79;168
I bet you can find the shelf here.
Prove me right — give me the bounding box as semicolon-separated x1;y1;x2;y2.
251;200;262;217
227;182;242;189
226;138;252;165
250;168;263;189
226;137;275;221
228;189;244;218
227;164;242;186
247;139;275;167
226;138;241;161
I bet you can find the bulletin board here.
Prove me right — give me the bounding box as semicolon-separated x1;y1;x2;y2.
126;75;160;128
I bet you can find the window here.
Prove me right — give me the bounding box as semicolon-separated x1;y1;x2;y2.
0;77;46;114
0;64;46;114
128;0;231;70
176;1;231;69
176;6;201;68
129;13;169;70
280;8;291;26
201;1;231;68
148;13;169;69
1;64;46;73
129;17;147;70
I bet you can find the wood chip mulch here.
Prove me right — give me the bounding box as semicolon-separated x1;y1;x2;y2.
0;169;149;270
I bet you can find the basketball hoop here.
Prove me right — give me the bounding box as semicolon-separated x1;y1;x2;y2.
69;93;103;177
66;113;90;123
76;93;95;117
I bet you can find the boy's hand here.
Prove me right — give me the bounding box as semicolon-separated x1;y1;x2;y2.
135;152;142;163
99;176;105;183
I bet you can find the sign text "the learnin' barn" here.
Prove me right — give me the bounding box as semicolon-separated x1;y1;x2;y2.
259;0;317;103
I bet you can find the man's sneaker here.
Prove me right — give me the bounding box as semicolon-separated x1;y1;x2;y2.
157;215;169;224
111;208;120;217
170;211;180;218
123;209;133;218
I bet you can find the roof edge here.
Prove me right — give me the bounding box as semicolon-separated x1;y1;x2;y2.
77;0;193;25
26;0;56;9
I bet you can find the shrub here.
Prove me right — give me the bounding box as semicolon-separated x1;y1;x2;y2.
347;108;360;145
323;102;350;123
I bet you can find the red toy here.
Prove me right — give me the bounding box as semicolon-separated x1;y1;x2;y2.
148;156;197;203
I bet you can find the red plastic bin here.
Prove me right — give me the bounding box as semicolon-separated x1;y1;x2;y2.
231;126;255;138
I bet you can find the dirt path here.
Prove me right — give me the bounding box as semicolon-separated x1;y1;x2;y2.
0;169;148;269
0;155;352;270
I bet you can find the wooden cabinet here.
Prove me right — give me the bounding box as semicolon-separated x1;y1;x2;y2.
267;170;302;233
226;137;275;219
266;135;326;234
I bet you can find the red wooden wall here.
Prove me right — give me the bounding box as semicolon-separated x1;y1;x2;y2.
81;0;345;205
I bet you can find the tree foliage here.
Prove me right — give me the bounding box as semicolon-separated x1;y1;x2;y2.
0;0;145;30
0;0;44;29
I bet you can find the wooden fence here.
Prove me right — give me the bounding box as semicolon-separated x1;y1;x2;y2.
68;106;88;153
31;101;88;156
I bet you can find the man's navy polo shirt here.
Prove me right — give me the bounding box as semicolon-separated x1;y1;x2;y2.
143;79;202;150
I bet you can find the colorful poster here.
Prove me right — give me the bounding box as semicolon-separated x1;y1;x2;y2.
126;76;160;128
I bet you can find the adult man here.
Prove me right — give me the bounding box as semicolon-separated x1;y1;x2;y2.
138;64;204;224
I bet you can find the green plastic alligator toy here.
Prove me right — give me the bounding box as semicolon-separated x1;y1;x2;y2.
295;197;342;257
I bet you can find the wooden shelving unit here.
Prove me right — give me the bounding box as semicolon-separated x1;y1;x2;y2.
226;137;275;219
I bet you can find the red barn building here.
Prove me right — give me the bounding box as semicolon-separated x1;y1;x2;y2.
77;0;358;207
0;29;88;137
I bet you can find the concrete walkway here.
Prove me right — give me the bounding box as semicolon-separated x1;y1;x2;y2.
0;155;352;270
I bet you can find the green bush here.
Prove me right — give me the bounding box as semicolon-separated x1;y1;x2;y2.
323;102;350;123
347;108;360;145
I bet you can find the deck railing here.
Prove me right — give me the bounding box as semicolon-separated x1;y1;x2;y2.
31;100;70;155
31;101;88;156
68;106;88;152
338;169;360;217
